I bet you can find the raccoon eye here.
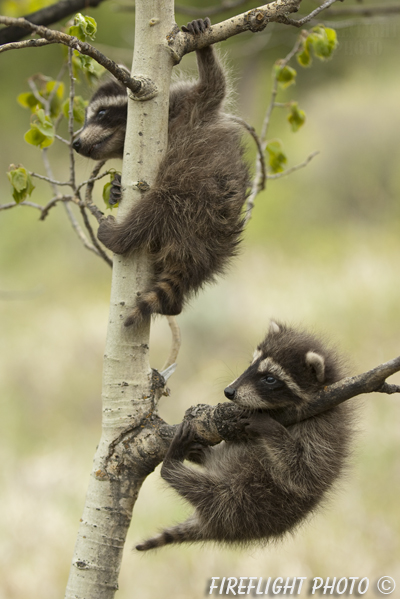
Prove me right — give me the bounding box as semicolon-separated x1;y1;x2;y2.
261;375;283;388
96;108;107;119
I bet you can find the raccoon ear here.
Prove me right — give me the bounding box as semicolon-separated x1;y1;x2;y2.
252;348;263;363
268;320;280;335
306;351;325;383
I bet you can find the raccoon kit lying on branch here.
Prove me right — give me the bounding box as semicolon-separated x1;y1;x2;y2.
73;18;249;327
136;321;355;551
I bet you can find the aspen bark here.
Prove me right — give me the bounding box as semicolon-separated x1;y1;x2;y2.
65;2;175;597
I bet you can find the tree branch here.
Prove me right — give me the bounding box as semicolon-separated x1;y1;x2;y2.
109;354;400;482
0;16;142;93
172;0;303;59
183;354;400;448
276;0;341;27
0;0;106;45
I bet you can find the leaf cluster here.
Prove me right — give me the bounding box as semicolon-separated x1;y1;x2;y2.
266;25;337;174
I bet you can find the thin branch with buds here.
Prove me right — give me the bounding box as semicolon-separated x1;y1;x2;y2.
276;0;341;27
245;33;307;220
267;150;319;180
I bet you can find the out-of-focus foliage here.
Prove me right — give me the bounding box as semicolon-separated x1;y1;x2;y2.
266;139;287;173
0;0;53;16
287;101;306;131
0;1;400;598
7;164;35;202
102;170;120;209
298;25;338;66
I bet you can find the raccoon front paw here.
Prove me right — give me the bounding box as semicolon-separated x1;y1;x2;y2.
109;173;122;206
97;215;125;254
182;17;211;35
186;443;210;465
163;421;198;464
243;412;280;438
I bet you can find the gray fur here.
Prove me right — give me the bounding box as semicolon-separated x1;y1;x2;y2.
136;322;354;551
73;18;249;327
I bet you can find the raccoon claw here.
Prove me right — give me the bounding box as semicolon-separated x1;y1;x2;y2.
186;442;209;465
182;17;211;35
109;173;122;206
163;421;198;464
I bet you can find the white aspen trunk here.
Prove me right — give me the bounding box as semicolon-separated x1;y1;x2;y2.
65;2;175;597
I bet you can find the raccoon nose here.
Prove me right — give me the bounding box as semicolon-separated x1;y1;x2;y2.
224;386;236;400
72;138;81;153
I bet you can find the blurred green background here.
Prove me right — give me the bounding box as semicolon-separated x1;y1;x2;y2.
0;1;399;598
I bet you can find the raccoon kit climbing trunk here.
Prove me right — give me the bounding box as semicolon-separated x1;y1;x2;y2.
74;18;249;328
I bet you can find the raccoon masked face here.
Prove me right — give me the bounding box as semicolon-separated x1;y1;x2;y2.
223;321;333;411
73;81;128;160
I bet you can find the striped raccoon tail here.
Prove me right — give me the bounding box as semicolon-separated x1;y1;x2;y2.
135;518;202;551
124;273;184;327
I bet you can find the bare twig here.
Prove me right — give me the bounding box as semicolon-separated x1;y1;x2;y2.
79;204;113;267
267;150;319;179
83;160;107;223
0;194;75;217
40;195;76;220
162;316;182;371
230;115;266;195
67;48;76;189
0;38;54;53
0;200;44;212
55;134;70;144
276;0;341;27
30;172;71;186
77;170;111;192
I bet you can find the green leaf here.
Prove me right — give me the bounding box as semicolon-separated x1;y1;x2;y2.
103;171;120;209
274;63;297;89
67;13;97;41
266;140;287;174
297;26;338;67
309;26;337;60
62;96;88;125
17;92;42;111
46;80;64;118
24;109;55;148
7;165;35;203
24;127;53;148
297;46;311;68
287;102;306;132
